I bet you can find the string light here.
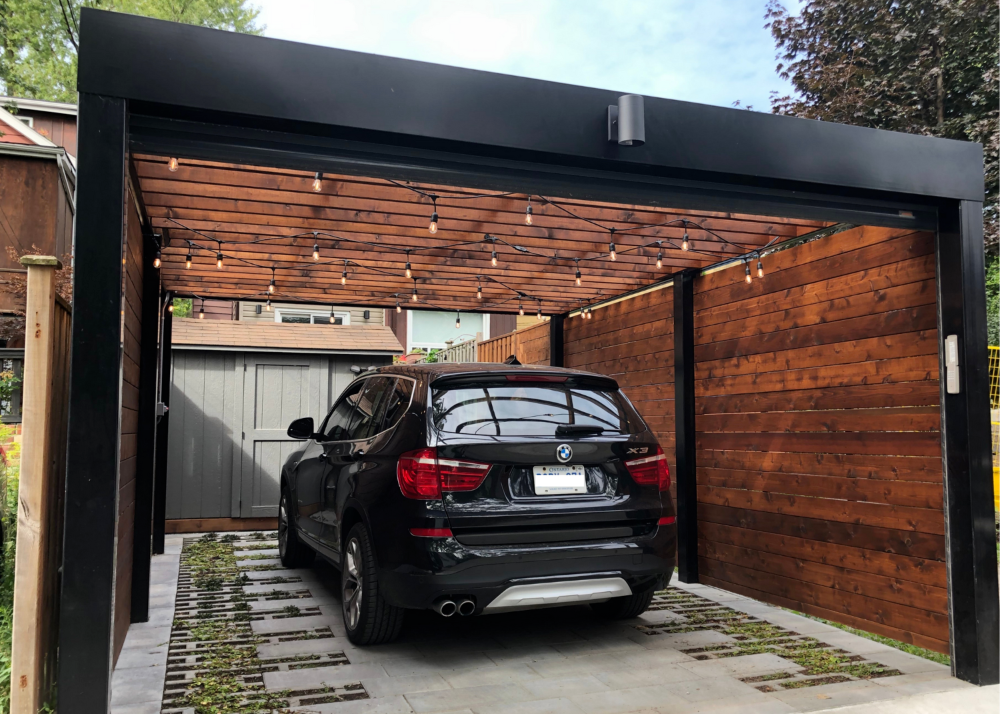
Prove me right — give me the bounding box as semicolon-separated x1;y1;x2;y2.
609;241;617;261
405;252;412;279
757;256;764;279
185;250;192;269
167;157;179;172
265;297;272;311
312;242;320;261
681;229;690;252
341;261;348;286
167;302;174;313
491;248;498;267
537;305;543;321
330;306;337;324
198;301;205;319
455;312;461;329
525;197;533;226
216;251;224;269
476;281;482;300
519;300;524;316
268;270;276;294
412;282;418;302
656;246;663;269
428;197;439;234
585;307;593;319
396;300;402;314
153;249;161;269
575;259;582;287
312;172;323;192
745;260;752;284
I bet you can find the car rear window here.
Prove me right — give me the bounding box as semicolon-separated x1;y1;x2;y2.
431;382;632;436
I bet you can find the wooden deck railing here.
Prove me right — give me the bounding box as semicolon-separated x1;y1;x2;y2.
477;322;550;365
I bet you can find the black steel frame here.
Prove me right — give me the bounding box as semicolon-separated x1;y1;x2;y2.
65;9;997;708
673;269;698;584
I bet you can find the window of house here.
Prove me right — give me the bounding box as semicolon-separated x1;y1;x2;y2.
274;309;350;325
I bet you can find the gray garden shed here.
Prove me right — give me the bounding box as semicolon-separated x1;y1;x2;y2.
165;318;402;529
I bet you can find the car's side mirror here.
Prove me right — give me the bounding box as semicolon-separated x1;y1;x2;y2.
287;416;315;440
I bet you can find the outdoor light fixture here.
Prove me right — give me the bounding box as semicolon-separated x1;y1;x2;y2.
198;303;205;319
330;307;337;324
405;255;412;279
268;276;276;294
491;249;498;267
537;306;543;321
681;231;690;251
216;251;224;269
167;302;174;313
167;157;179;171
265;298;272;311
412;283;418;302
745;260;752;284
525;200;533;225
519;301;524;316
576;268;582;286
455;312;461;329
341;263;348;285
586;307;593;319
757;257;764;279
477;281;482;300
312;243;320;261
396;301;402;314
312;172;323;192
609;241;617;261
153;249;161;269
656;245;663;269
185;250;192;269
428;198;439;234
607;94;645;146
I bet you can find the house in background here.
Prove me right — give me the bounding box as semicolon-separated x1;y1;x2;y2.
385;308;516;355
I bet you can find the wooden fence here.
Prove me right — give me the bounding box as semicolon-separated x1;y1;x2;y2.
692;225;947;652
478;322;550;365
11;256;71;713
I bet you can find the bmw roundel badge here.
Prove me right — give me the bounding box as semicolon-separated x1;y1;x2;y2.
556;444;573;463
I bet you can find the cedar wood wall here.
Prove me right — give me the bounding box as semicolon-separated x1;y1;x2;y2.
561;224;947;652
114;187;143;662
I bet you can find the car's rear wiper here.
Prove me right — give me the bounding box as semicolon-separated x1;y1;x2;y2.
555;424;605;436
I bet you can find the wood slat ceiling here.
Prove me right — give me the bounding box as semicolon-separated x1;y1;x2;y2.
135;155;829;314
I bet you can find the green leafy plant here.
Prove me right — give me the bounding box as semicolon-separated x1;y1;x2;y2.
0;424;21;712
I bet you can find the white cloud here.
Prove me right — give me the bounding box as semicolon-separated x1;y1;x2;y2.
254;0;792;110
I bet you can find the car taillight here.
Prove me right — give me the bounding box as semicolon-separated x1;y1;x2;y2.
624;446;670;492
397;447;491;500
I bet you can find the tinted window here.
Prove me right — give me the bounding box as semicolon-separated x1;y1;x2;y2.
346;377;392;440
432;383;629;436
377;378;415;434
321;380;366;441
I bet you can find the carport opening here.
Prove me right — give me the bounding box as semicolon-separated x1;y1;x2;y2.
128;153;945;655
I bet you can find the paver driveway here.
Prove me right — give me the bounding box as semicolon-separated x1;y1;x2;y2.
111;532;974;714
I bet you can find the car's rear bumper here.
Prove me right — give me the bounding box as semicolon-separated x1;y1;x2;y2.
376;524;675;612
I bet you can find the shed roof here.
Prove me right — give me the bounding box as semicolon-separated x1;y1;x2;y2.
171;318;403;355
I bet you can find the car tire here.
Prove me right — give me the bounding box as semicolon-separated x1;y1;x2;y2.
342;522;404;645
278;487;315;569
590;586;656;619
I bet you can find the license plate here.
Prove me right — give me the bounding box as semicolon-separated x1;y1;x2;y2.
532;465;587;495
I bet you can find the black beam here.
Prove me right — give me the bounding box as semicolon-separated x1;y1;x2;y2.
58;92;127;713
673;269;698;583
152;302;172;555
549;314;565;368
936;201;1000;685
76;9;983;203
130;231;160;622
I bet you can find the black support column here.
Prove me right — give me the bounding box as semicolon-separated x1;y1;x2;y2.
936;201;999;685
58;92;128;713
673;269;698;583
549;313;565;367
130;232;160;622
152;302;172;555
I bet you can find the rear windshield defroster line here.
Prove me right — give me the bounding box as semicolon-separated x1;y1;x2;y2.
431;381;632;436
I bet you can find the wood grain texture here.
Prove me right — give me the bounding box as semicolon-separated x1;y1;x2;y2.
693;225;946;648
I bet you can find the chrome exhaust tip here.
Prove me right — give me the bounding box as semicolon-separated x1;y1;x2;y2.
435;599;457;617
457;599;476;616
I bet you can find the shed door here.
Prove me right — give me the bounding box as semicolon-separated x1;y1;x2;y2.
238;354;328;517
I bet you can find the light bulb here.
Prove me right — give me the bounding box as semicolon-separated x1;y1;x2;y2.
268;279;275;294
491;250;497;267
167;302;174;313
519;303;524;316
405;261;412;279
153;250;161;269
330;313;336;324
476;285;482;300
537;308;543;321
396;301;402;314
575;269;582;287
681;232;690;251
312;243;320;261
525;204;533;225
312;172;322;192
609;242;616;261
455;314;461;329
745;262;752;284
265;299;271;311
185;251;192;269
757;259;764;279
412;287;418;302
656;251;663;269
198;306;205;319
429;211;438;234
216;252;224;269
341;270;347;286
587;308;593;320
167;157;179;172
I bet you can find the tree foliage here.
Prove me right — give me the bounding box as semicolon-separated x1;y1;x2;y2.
766;0;999;249
0;0;263;102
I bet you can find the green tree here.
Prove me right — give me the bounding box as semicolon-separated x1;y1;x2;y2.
0;0;263;102
766;0;999;341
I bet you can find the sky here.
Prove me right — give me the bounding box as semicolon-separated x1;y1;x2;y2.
253;0;796;112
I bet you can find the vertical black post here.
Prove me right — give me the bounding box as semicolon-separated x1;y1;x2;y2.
130;233;159;622
549;313;565;367
936;201;999;685
152;301;172;555
58;93;127;713
673;269;698;583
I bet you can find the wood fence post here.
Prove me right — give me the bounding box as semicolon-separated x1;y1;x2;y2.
11;256;63;714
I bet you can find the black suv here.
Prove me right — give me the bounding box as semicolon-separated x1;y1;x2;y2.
280;363;676;645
